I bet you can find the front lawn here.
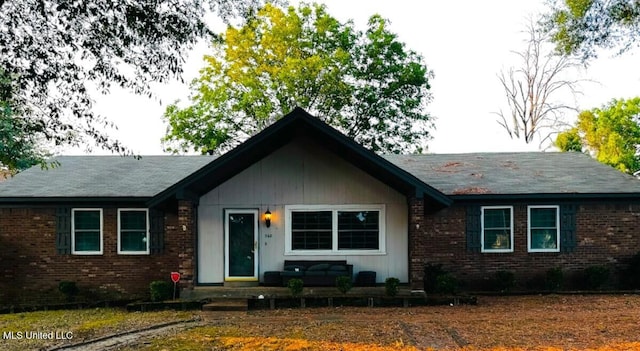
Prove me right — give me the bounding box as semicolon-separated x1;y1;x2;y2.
1;295;639;350
126;295;640;351
0;308;195;351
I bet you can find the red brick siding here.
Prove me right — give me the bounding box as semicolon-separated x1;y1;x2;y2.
0;202;195;305
409;201;640;290
408;197;426;289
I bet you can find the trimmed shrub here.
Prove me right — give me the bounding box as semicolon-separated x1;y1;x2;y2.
585;265;610;290
621;251;640;289
424;262;446;293
435;273;458;294
287;278;304;297
385;277;400;297
149;280;172;302
546;267;564;291
335;276;352;294
494;270;515;292
58;281;79;301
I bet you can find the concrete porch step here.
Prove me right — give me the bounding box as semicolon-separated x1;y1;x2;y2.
202;299;248;311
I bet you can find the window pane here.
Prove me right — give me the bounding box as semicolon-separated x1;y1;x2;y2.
530;229;558;250
292;230;332;250
74;211;100;230
121;231;147;251
75;231;100;251
292;211;331;230
530;208;556;227
338;211;379;250
291;211;332;250
484;229;511;250
484;208;510;228
120;211;146;230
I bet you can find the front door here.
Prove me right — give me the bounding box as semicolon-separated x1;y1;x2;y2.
224;209;258;281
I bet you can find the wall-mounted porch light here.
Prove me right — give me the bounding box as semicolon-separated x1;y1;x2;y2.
264;209;272;228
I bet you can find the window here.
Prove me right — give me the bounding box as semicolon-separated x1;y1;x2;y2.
285;205;385;254
481;206;513;253
338;210;379;250
118;209;150;254
291;211;332;250
528;206;560;252
72;209;103;255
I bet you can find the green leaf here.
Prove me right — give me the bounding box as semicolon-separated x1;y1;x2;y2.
163;3;434;155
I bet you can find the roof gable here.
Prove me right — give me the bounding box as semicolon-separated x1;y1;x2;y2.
150;107;452;208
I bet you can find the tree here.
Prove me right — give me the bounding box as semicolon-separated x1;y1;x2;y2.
555;97;640;173
0;0;267;171
0;69;48;172
495;21;583;146
543;0;640;60
162;3;434;155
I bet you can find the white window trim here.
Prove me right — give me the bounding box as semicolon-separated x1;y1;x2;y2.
71;208;103;255
117;208;150;255
527;205;561;253
284;204;386;255
481;206;514;253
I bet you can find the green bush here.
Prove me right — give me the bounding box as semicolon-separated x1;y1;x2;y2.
546;267;564;291
435;273;458;294
149;280;172;302
335;276;352;294
423;262;446;293
58;281;79;301
621;251;640;289
287;278;304;297
585;265;610;290
494;270;515;292
385;277;400;297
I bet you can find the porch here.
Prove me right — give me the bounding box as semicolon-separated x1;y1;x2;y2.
179;286;474;311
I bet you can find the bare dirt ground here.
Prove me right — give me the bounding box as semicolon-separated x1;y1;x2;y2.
189;294;640;350
5;294;640;350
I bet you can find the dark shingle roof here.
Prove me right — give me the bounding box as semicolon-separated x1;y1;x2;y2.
383;152;640;195
1;152;638;200
0;156;214;198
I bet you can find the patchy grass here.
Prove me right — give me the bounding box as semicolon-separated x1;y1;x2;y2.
124;295;640;351
0;308;195;351
3;296;640;350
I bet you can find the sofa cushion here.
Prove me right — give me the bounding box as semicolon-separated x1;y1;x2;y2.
284;264;306;272
305;270;327;276
281;271;304;277
307;263;331;271
327;270;348;277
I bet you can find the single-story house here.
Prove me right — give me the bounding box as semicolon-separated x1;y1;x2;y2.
1;107;640;303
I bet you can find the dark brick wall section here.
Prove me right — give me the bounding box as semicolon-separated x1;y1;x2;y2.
0;202;196;305
408;197;426;289
409;202;640;290
3;198;639;303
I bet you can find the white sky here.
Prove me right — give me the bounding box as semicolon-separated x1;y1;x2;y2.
82;0;640;155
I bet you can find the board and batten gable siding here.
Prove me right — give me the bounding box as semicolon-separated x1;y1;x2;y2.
197;138;408;284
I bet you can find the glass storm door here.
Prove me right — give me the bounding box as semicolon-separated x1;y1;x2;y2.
224;209;258;281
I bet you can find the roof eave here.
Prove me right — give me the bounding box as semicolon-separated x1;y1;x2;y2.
150;107;452;208
0;197;151;206
450;192;640;202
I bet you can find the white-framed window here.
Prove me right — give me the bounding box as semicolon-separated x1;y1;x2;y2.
118;209;150;255
285;204;386;255
528;205;560;253
481;206;513;253
71;208;103;255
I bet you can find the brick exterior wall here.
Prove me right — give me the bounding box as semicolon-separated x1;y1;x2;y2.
0;201;196;306
408;197;426;289
409;201;640;291
3;197;639;304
